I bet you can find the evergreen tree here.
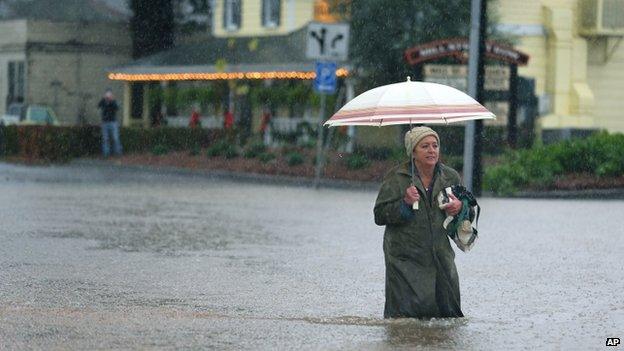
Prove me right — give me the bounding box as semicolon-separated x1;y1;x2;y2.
129;0;175;58
175;0;212;33
349;0;473;89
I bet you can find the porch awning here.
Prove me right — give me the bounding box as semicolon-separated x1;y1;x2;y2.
108;27;349;81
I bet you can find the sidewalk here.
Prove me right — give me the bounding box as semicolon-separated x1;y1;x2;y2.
71;158;624;199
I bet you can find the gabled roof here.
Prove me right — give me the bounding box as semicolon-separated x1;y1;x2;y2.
108;28;350;81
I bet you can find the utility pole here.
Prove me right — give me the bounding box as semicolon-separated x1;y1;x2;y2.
463;0;487;196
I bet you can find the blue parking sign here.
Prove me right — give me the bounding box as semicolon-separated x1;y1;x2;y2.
314;61;337;94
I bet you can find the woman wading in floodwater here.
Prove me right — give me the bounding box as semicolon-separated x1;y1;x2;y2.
374;126;464;318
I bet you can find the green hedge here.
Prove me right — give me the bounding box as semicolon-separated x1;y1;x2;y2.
0;125;222;162
206;139;239;158
1;125;20;156
120;127;219;153
0;125;78;161
484;131;624;194
345;153;370;170
285;151;304;166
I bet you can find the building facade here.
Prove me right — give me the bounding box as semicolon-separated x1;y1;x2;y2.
209;0;624;136
0;20;131;125
111;0;624;140
212;0;338;37
496;0;624;134
108;0;345;129
0;0;132;125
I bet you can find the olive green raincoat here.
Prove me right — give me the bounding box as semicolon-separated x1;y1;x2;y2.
374;161;464;319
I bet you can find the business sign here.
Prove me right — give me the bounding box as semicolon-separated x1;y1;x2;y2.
306;22;350;61
404;38;529;66
423;64;510;126
423;64;510;92
314;61;337;94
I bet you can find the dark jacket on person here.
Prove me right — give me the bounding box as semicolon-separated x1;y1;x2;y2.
374;161;464;319
98;98;119;123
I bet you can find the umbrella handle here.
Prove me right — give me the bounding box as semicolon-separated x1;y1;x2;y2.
410;156;419;211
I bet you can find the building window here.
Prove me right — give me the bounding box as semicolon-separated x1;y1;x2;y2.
7;61;25;104
223;0;241;31
262;0;280;28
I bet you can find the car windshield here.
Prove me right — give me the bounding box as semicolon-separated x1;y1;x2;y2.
29;107;49;122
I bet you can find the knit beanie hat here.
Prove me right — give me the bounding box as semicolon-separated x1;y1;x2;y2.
404;126;440;156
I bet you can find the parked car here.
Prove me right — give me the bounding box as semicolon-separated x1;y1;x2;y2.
0;104;60;126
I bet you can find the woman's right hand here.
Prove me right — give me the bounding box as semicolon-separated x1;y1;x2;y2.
403;186;420;205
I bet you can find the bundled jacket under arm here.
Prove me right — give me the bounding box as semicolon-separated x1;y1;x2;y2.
374;161;464;319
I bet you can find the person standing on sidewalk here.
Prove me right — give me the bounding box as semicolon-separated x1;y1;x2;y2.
97;89;123;158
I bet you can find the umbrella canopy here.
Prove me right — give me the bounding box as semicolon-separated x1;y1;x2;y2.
324;78;495;127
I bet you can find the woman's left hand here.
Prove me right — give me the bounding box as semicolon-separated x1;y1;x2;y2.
445;193;462;216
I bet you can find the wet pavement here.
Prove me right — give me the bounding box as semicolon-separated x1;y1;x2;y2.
0;161;622;350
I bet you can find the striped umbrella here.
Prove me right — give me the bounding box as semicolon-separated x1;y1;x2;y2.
324;77;495;127
324;77;494;210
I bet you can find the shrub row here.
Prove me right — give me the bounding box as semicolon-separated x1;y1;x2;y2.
484;131;624;194
0;125;97;162
121;127;221;153
0;125;222;162
0;124;366;169
204;137;375;169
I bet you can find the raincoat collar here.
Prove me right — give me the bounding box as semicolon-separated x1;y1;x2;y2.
397;160;450;203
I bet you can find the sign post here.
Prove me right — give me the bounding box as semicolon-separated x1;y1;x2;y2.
313;61;337;188
306;22;349;188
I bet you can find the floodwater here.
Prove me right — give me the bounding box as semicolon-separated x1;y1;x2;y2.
0;162;622;350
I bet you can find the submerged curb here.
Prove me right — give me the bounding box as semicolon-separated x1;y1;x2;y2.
71;158;381;191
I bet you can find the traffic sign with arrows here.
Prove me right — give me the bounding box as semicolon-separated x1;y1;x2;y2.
306;22;349;61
